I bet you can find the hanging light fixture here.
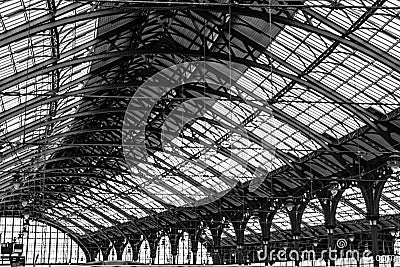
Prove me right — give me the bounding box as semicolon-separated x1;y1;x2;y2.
389;227;398;238
348;233;355;242
12;172;22;190
22;226;28;237
328;180;341;197
22;209;30;220
201;230;206;239
387;152;400;173
21;200;28;207
244;210;250;218
285;197;294;212
312;238;318;247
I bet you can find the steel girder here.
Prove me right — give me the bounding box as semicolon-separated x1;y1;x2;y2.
0;6;396;120
0;46;386;171
0;46;388;159
6;181;158;218
0;47;381;129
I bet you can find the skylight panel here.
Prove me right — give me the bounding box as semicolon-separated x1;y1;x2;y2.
245;217;262;235
48;217;86;235
380;176;400;215
286;53;308;71
146;184;186;207
271;211;291;231
98;204;131;222
331;65;354;81
336;187;365;222
302;199;324;227
379;198;395;216
135;194;165;211
72;216;102;231
0;0;98;193
221;223;236;239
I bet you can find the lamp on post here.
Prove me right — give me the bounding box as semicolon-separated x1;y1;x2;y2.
348;234;355;243
285;197;294;212
328;180;341;197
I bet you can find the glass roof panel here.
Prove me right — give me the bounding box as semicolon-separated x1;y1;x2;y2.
271;210;291;231
275;86;364;139
380;174;400;216
0;0;98;202
245;216;262;236
221;222;236;239
306;0;400;114
260;0;400;145
51;209;97;232
336;187;365;222
302;199;325;227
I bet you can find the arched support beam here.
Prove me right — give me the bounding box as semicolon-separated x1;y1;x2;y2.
0;47;388;157
0;48;380;128
0;192;129;241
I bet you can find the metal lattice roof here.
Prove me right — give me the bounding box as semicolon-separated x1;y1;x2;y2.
0;0;400;249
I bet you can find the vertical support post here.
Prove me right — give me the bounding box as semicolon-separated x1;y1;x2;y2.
260;206;276;266
237;244;244;265
188;227;200;265
326;227;335;267
370;219;379;267
87;247;99;262
231;211;250;266
210;223;224;265
318;188;344;267
262;239;270;266
287;198;308;267
145;232;159;265
359;172;387;267
191;238;199;265
172;251;178;264
292;234;300;266
113;239;125;261
132;244;139;262
98;239;110;261
192;247;198;265
170;237;178;264
128;236;141;262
